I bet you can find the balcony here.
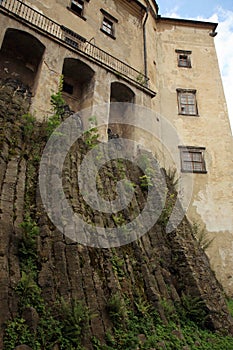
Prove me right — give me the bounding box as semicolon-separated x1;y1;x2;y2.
0;0;155;96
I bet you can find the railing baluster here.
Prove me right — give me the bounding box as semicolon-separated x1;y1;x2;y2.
29;7;34;24
36;10;41;27
1;0;149;88
32;10;36;26
24;5;29;21
44;18;48;32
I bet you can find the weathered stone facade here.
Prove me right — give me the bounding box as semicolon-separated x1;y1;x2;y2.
1;0;230;294
0;1;233;347
0;79;232;348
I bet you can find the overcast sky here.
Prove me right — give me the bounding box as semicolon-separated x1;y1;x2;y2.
157;1;233;134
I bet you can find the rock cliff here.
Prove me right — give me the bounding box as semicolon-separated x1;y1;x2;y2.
0;78;233;349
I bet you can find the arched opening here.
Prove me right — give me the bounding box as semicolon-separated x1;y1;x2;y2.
109;82;135;139
0;29;45;90
110;82;135;103
62;58;95;113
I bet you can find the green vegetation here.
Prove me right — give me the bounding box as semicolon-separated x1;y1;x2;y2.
123;179;136;191
3;82;91;349
136;72;147;86
83;116;99;149
175;294;207;327
58;298;90;344
112;213;125;227
107;293;127;324
110;253;125;279
19;215;39;273
3;85;233;350
46;75;66;137
139;174;153;189
137;155;155;190
116;158;126;178
158;193;176;226
4;301;88;350
22;113;37;141
192;223;214;252
92;296;233;350
4;214;90;350
226;298;233;318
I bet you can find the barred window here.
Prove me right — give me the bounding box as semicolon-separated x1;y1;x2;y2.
179;146;207;173
177;89;198;116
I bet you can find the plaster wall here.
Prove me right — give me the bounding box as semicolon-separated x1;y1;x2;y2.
26;0;146;72
151;20;233;294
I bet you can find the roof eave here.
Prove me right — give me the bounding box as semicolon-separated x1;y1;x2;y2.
157;16;218;31
126;0;147;11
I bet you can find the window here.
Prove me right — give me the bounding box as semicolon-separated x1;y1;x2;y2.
70;0;84;17
177;89;198;116
62;26;86;49
100;9;118;39
102;17;114;36
176;50;192;68
65;37;78;49
179;146;207;173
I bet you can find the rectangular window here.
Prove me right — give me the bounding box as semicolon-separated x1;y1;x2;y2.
178;54;190;67
102;17;114;36
179;146;207;173
177;89;198;116
100;9;118;39
70;0;84;16
176;50;192;68
64;36;78;49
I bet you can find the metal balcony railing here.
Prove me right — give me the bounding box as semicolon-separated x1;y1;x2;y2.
0;0;151;89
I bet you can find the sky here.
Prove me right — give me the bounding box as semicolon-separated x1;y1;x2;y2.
157;0;233;135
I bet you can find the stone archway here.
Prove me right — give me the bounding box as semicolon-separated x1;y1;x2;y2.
109;81;135;138
62;58;95;113
0;28;45;91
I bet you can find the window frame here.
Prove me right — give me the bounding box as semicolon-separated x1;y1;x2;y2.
100;9;118;39
179;146;207;174
177;88;198;116
175;49;192;68
102;17;114;36
68;0;87;20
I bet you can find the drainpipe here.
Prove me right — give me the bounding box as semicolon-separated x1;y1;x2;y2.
143;7;149;87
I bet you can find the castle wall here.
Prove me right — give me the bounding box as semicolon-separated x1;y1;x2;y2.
152;19;233;294
27;0;146;72
0;1;233;294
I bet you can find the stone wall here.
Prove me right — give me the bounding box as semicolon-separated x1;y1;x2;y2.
0;79;232;349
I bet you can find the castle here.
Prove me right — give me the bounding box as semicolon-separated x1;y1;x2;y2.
0;0;233;296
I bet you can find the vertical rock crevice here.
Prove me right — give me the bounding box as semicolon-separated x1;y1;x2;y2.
0;79;233;349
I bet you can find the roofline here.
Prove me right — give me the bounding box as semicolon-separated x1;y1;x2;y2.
157;16;218;31
144;0;159;19
126;0;147;11
153;1;159;13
